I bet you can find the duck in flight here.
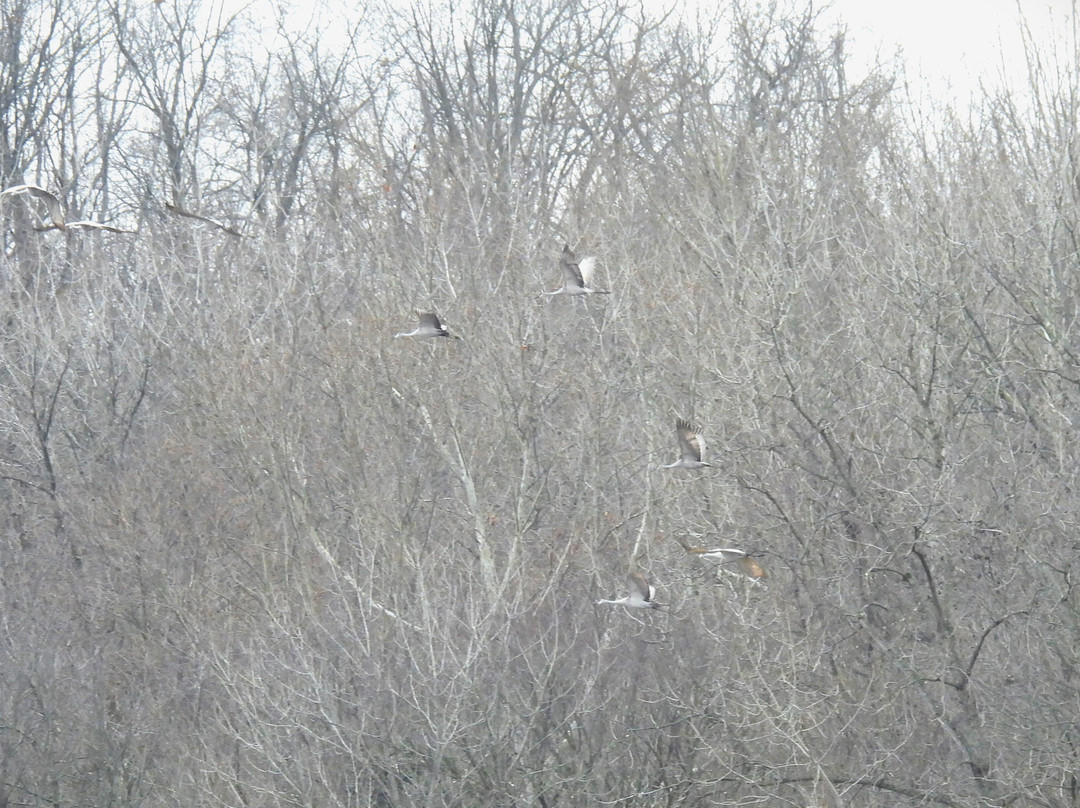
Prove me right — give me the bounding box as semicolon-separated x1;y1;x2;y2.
394;311;461;340
676;538;767;579
597;572;661;609
544;244;609;296
657;418;711;470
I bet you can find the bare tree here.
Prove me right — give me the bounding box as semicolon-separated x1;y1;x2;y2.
108;0;242;216
2;2;1080;807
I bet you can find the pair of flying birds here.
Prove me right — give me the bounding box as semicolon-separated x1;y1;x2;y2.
599;531;768;611
0;183;245;237
393;243;607;340
598;542;768;611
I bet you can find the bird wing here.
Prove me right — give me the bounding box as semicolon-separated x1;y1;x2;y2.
677;536;717;556
709;548;747;563
166;203;246;237
577;256;597;286
2;184;65;227
561;255;585;289
627;571;654;603
67;221;135;234
418;311;443;330
676;419;705;462
1;184;58;205
675;536;696;553
736;556;768;579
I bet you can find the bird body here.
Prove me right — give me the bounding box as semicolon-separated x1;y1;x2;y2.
597;572;661;609
394;311;460;339
545;244;609;296
658;418;711;470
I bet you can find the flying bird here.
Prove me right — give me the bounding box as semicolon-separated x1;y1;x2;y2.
35;219;136;234
597;572;661;609
394;311;461;340
165;203;247;238
676;538;768;579
60;221;136;234
1;184;67;229
1;184;136;233
544;243;609;296
657;418;712;470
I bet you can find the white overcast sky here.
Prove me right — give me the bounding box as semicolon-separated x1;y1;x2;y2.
224;0;1073;110
819;0;1069;106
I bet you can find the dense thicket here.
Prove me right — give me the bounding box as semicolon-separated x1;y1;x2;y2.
2;0;1079;805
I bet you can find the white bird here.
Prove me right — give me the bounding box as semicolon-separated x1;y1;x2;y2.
544;243;609;296
1;184;66;229
676;538;768;579
657;418;711;470
597;572;661;609
394;311;461;340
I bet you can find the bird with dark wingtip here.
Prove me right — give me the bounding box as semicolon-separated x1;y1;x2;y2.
597;572;662;609
394;311;461;340
544;244;609;297
657;418;712;470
